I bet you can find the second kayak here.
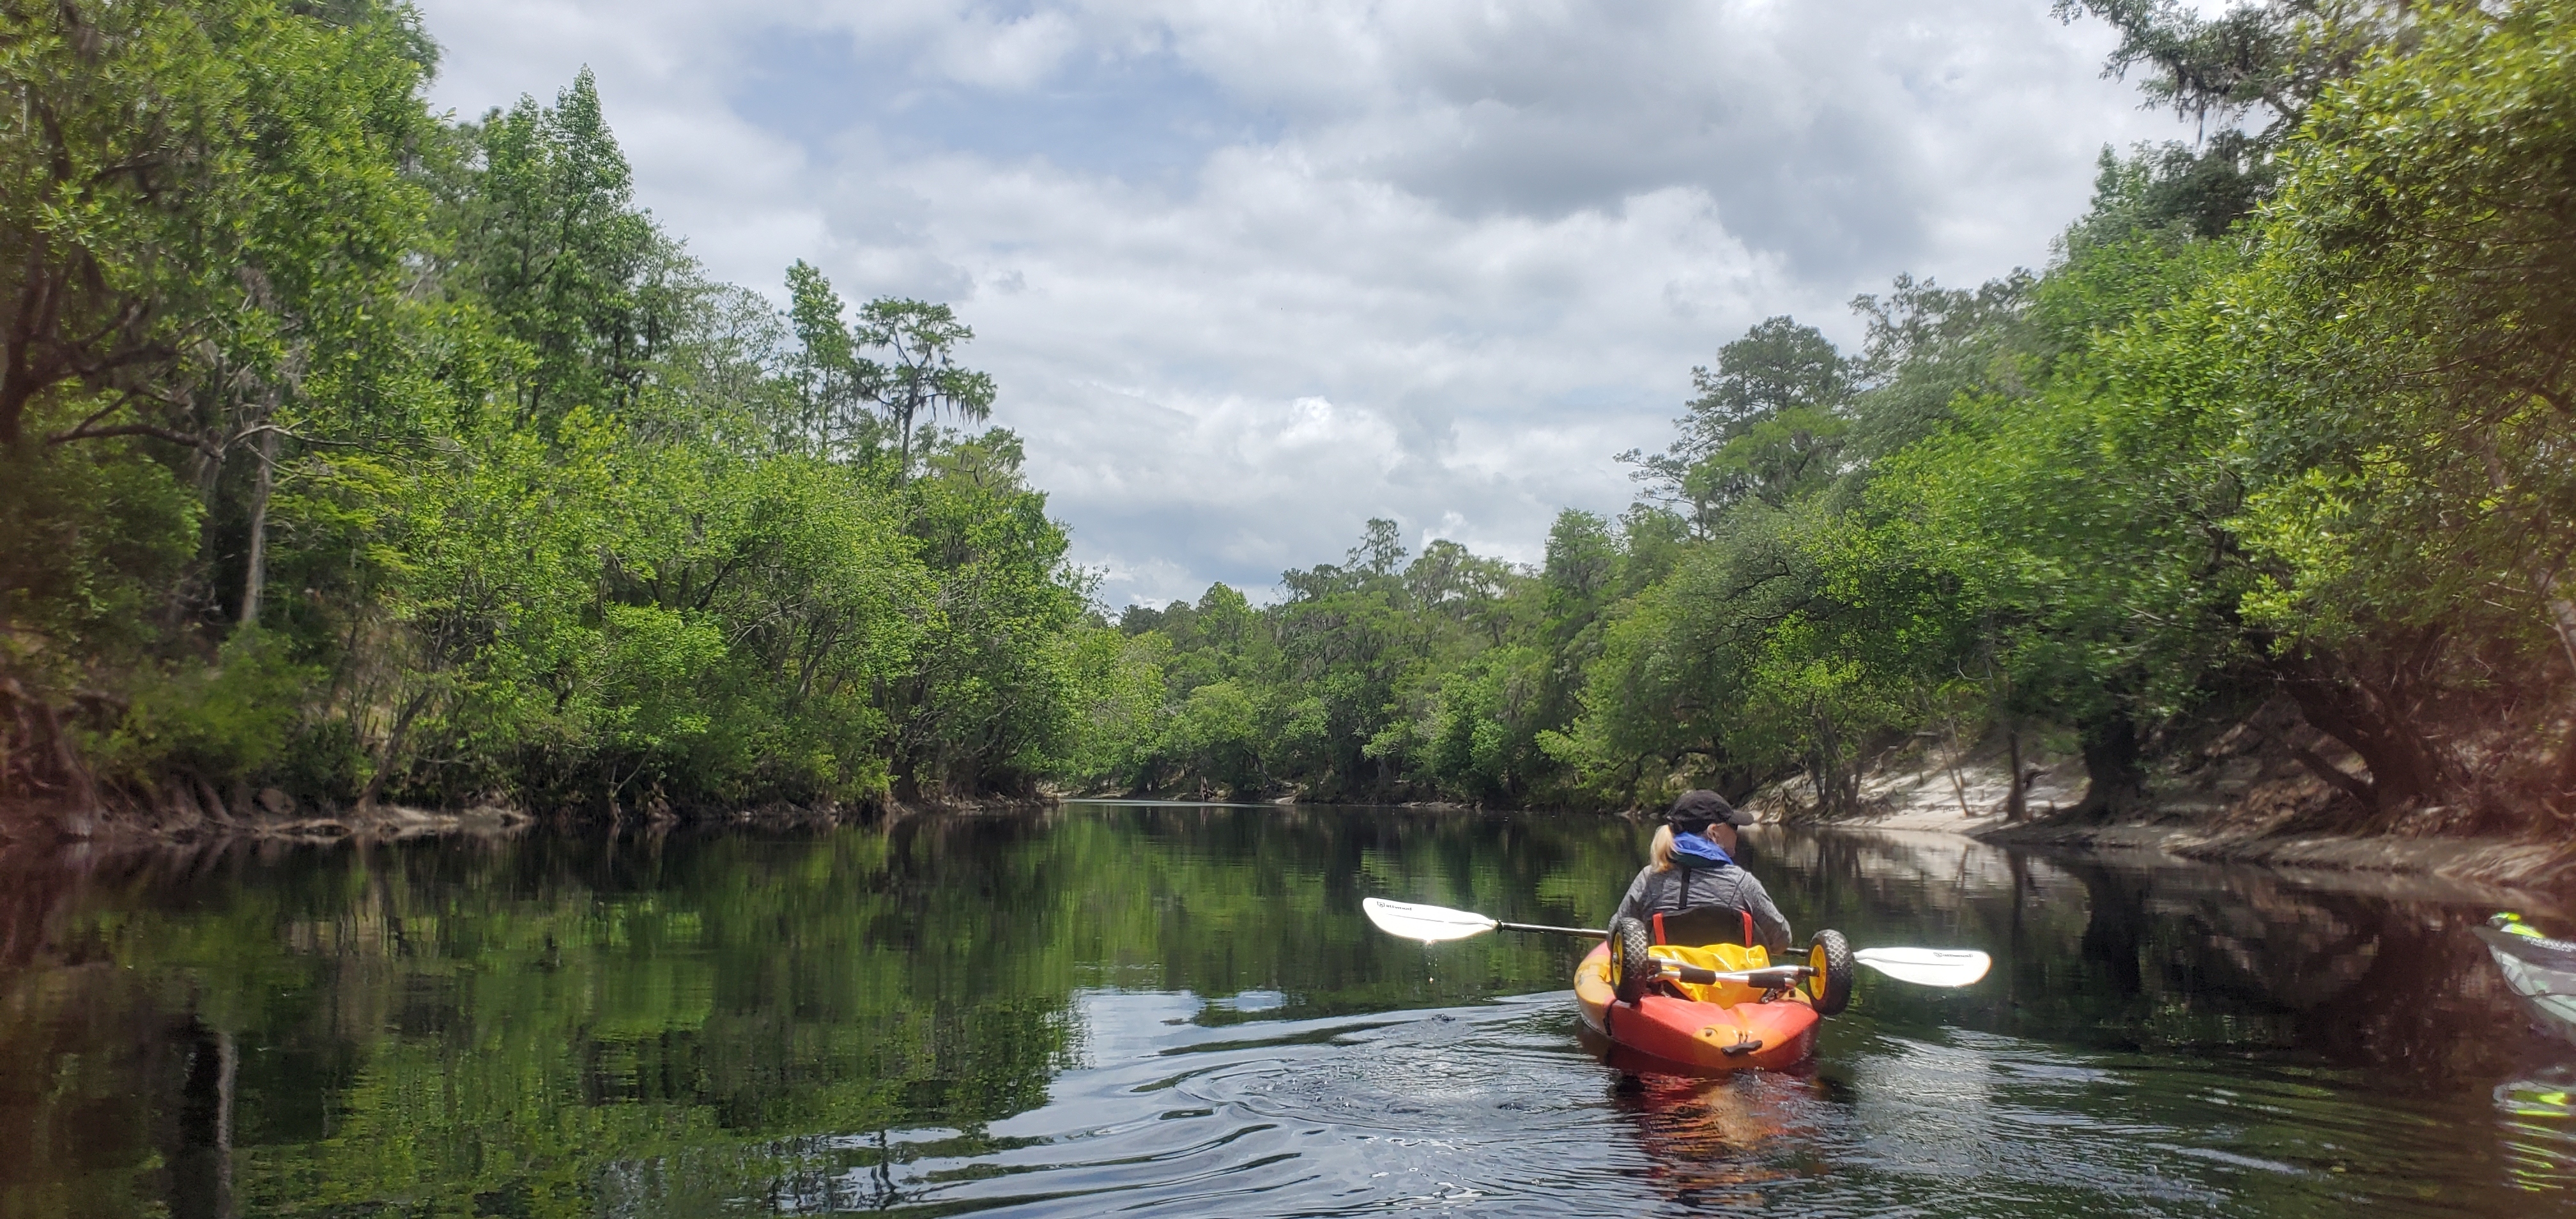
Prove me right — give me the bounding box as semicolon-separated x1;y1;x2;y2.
2480;913;2576;1047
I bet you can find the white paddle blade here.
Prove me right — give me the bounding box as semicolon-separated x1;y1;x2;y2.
1362;898;1499;943
1853;947;1992;988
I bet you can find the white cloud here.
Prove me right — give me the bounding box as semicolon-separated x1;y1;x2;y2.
413;0;2192;608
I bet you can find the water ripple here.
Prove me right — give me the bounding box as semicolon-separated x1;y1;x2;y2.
718;993;2576;1217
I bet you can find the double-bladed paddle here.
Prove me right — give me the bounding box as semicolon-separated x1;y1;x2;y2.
1360;896;1992;988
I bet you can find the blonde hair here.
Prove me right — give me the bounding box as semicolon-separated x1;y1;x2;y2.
1652;820;1741;871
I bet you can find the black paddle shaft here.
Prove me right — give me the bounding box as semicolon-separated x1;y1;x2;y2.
1487;920;1817;987
1493;921;1812;972
1492;920;1609;938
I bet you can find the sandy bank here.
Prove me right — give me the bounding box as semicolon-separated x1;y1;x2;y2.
0;790;1083;853
0;799;536;847
1974;816;2576;898
1743;728;2576;902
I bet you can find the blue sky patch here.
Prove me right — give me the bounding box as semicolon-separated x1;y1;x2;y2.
726;24;1282;188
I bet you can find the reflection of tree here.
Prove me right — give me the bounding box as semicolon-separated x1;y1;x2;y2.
1986;848;2538;1085
1752;828;2548;1088
2249;893;2520;1082
2075;862;2534;1082
2069;862;2148;1000
0;825;1092;1216
5;815;2550;1215
168;1017;234;1219
0;847;74;970
0;806;1660;1215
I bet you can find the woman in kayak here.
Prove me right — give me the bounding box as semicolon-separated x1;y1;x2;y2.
1611;790;1793;952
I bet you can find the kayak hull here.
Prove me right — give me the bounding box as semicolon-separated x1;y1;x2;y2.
2477;924;2576;1048
1573;942;1820;1073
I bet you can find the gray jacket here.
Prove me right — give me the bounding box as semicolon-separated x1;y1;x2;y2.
1611;862;1793;953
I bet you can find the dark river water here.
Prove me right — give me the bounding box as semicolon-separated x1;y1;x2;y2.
3;802;2572;1217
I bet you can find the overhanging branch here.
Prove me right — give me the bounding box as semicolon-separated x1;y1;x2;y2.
45;420;213;452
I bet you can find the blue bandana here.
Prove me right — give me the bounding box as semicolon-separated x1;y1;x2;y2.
1671;831;1735;870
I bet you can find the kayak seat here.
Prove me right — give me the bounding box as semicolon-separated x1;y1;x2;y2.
1639;940;1775;1007
1651;907;1758;949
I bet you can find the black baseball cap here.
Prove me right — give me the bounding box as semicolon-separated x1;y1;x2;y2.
1664;789;1750;830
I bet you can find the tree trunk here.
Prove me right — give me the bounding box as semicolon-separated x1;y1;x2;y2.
238;427;280;627
2271;647;2445;814
177;438;227;633
2543;586;2576;690
1809;707;1854;816
2004;721;2028;822
2288;739;2378;809
2536;578;2576;809
2552;714;2576;812
0;678;99;812
896;402;916;483
356;687;432;809
2074;712;2147;819
2072;864;2147;998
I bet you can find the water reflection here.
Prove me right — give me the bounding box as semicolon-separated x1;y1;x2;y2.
1609;1071;1813;1208
0;806;2568;1216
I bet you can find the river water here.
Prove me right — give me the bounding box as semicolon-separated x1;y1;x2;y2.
1;801;2570;1216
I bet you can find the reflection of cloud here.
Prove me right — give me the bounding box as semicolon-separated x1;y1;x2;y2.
1072;987;1202;1068
1844;1031;2230;1208
414;1;2193;606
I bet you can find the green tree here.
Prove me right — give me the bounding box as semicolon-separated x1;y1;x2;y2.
783;259;880;454
1;0;446;805
447;68;678;431
1621;316;1850;530
2220;0;2576;815
855;298;996;481
2052;1;2410;233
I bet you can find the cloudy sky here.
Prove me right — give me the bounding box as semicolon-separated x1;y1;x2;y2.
413;0;2196;607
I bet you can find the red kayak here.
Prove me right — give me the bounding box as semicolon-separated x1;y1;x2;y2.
1574;925;1853;1074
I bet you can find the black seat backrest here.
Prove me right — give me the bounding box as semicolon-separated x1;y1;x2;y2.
1653;905;1752;947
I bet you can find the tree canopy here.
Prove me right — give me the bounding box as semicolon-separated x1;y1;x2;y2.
1;1;1094;819
4;0;2572;834
1064;0;2576;832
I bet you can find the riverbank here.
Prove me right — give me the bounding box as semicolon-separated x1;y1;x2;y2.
0;792;1055;853
0;796;537;848
12;749;2568;904
1743;719;2576;900
1977;818;2576;900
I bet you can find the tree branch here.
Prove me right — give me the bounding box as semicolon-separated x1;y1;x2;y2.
2288;742;2376;809
45;421;214;452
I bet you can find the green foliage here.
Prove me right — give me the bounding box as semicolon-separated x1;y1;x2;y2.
2230;0;2576;650
859;298;998;480
783;259;881;452
2204;0;2576;809
1087;3;2576;825
0;429;200;686
1621;316;1851;529
10;0;2574;829
0;0;439;448
89;631;315;788
1554;1;2576;820
0;3;1093;816
448;68;677;428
